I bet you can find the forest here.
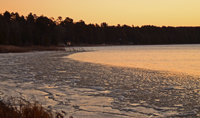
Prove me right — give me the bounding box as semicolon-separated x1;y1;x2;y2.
0;11;200;46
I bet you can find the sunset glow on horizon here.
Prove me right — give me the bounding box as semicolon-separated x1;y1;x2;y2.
1;0;200;27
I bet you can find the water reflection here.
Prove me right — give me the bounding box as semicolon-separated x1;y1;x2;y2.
67;44;200;76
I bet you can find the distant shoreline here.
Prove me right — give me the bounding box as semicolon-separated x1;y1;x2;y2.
0;45;65;53
1;44;200;53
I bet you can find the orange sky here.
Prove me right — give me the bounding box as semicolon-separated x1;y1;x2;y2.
1;0;200;27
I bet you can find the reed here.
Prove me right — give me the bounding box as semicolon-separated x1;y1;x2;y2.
0;97;65;118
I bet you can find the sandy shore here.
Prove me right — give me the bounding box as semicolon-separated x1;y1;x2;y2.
1;51;200;118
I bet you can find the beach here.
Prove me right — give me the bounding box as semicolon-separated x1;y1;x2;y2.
1;51;200;118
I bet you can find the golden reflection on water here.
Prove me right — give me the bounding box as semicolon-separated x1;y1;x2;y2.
67;45;200;77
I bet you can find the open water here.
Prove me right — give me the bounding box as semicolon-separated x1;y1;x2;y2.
68;44;200;77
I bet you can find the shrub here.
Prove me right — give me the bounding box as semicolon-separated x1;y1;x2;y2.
0;98;54;118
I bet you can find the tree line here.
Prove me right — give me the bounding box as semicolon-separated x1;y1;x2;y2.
0;11;200;46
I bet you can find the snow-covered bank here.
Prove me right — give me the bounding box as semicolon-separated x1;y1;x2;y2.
1;51;200;117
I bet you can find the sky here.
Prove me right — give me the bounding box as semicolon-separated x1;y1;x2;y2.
0;0;200;27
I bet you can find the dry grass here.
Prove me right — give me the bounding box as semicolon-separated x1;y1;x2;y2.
0;98;66;118
0;45;65;53
0;99;53;118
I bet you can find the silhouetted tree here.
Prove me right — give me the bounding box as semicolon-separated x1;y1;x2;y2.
0;13;5;44
1;10;200;47
60;17;74;44
3;11;11;21
74;20;87;44
27;13;34;23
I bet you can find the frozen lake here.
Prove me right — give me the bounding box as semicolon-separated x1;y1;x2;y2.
68;44;200;77
1;47;200;118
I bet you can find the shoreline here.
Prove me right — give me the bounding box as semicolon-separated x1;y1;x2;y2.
0;45;65;53
1;44;199;53
1;51;200;117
